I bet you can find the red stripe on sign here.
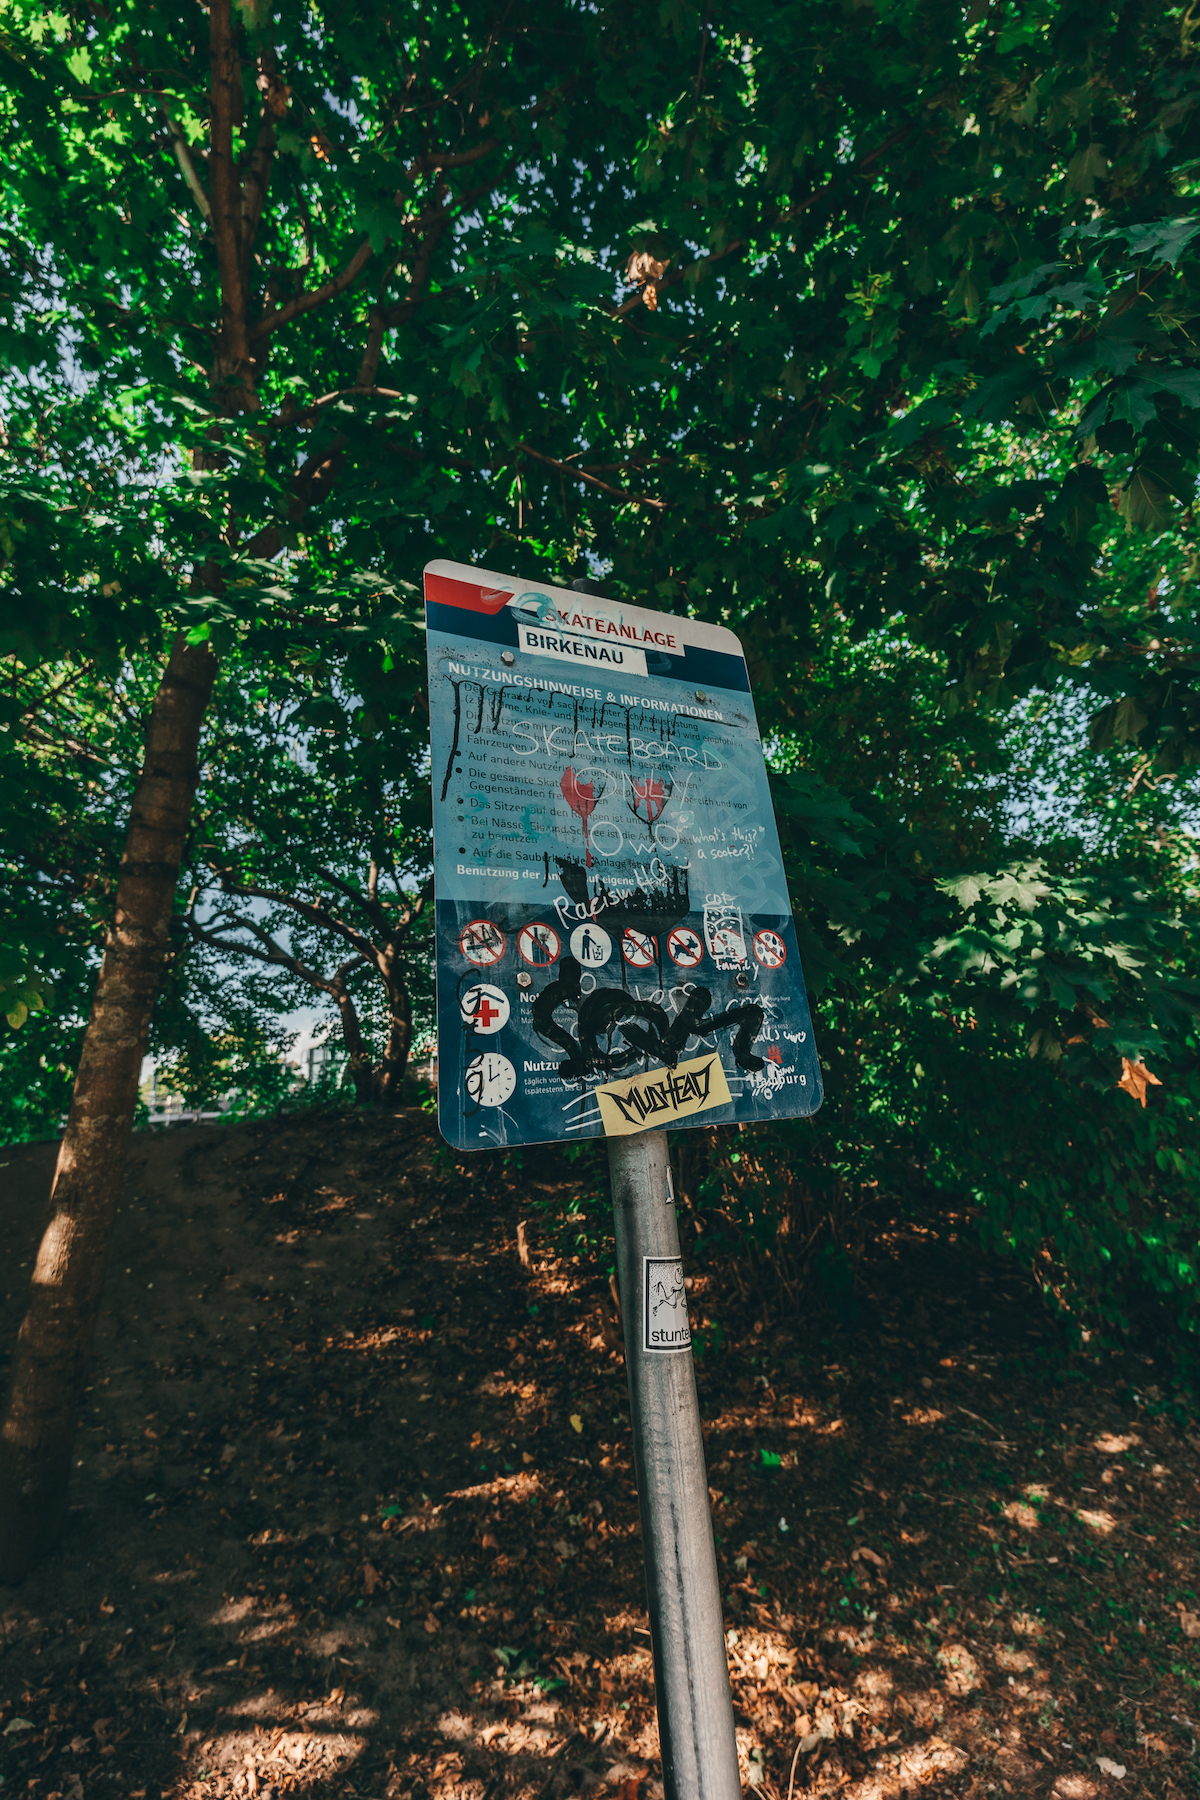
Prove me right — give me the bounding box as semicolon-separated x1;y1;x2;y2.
424;571;514;614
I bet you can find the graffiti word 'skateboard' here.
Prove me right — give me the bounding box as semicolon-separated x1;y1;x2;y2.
425;558;823;1149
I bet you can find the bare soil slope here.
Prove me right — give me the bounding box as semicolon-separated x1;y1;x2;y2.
1;1108;1198;1800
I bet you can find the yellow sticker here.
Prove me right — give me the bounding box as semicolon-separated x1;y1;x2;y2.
595;1053;732;1136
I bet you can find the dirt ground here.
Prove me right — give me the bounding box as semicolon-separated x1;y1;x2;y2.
1;1105;1199;1800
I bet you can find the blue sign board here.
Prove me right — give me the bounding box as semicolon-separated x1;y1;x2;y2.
425;559;822;1150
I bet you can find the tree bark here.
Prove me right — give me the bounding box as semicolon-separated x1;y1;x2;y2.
332;974;375;1105
0;635;218;1581
375;966;413;1102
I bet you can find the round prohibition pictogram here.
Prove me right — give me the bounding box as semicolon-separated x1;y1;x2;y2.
667;925;704;969
622;927;657;969
753;929;787;970
458;919;505;966
518;921;562;967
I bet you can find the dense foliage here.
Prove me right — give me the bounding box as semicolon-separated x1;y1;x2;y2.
1;0;1199;1353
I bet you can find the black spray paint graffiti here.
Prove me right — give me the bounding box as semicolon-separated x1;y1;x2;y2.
439;676;704;801
530;956;765;1084
550;854;689;924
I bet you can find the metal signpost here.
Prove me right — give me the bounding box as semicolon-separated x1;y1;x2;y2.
425;559;823;1798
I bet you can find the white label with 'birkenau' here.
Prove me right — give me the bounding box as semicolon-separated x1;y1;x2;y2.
643;1256;691;1354
517;622;648;676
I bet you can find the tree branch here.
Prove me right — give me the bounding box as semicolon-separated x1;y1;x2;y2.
240;47;287;269
209;870;377;964
162;109;212;222
186;910;342;996
208;0;255;406
516;441;667;510
251;237;376;343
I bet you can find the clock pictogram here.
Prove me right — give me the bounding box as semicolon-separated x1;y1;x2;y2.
465;1052;516;1108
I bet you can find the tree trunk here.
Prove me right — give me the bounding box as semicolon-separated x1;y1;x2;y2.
0;635;218;1582
333;979;375;1105
375;974;413;1102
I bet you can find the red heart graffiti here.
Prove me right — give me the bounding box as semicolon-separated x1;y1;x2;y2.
628;771;672;828
561;765;605;867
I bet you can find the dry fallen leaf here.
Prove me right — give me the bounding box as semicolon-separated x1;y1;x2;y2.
853;1545;887;1569
569;1413;583;1433
936;1643;980;1695
1117;1057;1162;1106
1178;1607;1200;1638
424;1612;441;1635
363;1561;381;1597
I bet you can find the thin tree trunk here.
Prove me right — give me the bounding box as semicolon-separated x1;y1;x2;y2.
332;979;375;1105
375;975;413;1102
0;635;218;1581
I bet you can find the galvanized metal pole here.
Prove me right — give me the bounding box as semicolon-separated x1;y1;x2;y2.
608;1128;742;1800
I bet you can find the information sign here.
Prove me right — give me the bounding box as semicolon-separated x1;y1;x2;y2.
425;558;823;1150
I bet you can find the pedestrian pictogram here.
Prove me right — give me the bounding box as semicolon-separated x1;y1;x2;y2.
622;927;657;969
667;925;704;969
461;983;510;1035
459;919;505;966
569;922;612;966
753;929;787;970
518;921;561;967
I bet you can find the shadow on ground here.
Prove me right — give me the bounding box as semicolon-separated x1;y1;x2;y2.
1;1108;1198;1800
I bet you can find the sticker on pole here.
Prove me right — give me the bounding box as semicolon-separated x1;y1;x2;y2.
596;1053;732;1136
425;557;823;1150
643;1257;691;1354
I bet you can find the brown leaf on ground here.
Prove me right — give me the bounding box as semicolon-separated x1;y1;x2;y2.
1117;1056;1162;1105
363;1561;381;1596
936;1643;980;1695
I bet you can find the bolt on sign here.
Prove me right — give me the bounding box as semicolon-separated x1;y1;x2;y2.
425;559;823;1149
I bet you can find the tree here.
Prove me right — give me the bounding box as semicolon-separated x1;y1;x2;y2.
181;651;434;1104
0;0;699;1576
5;0;1200;1575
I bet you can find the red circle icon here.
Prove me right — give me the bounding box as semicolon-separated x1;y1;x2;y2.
622;927;657;969
459;919;505;967
753;929;787;970
667;925;704;969
518;921;562;967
